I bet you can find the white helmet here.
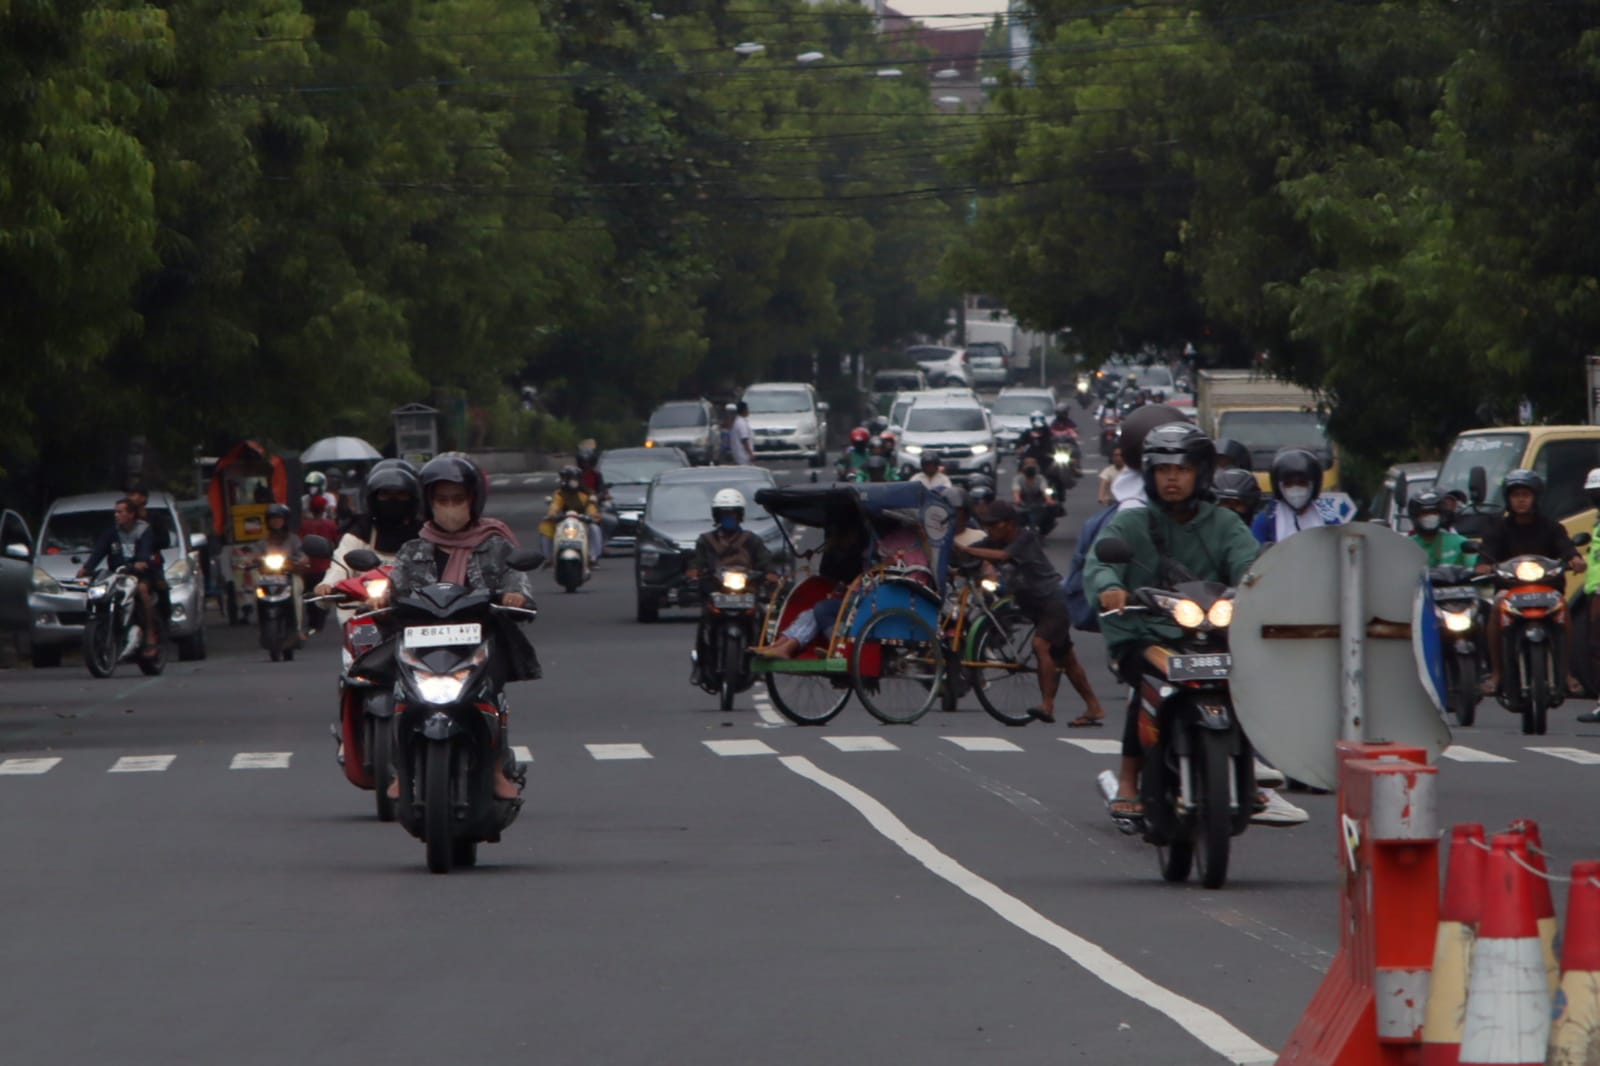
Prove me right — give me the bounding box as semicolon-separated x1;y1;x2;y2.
1585;468;1600;492
712;488;747;512
305;470;327;492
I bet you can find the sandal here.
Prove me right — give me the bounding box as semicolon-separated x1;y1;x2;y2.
1066;714;1104;728
1029;707;1056;724
1108;797;1143;818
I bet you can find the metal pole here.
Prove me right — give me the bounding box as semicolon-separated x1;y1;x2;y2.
1340;527;1366;742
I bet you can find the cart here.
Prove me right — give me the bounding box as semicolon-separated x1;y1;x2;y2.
206;441;295;625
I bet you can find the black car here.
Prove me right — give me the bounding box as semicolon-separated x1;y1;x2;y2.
634;466;785;623
599;446;690;554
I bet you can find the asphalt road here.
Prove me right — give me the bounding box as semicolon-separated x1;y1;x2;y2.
3;457;1597;1065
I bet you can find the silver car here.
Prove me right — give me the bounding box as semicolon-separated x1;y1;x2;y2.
29;492;208;666
989;387;1059;451
645;399;718;465
742;383;828;467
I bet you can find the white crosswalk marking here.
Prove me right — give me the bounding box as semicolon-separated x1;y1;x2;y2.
1441;745;1514;764
230;752;292;770
512;745;533;765
109;755;176;773
704;739;777;757
0;757;61;775
823;736;898;753
943;737;1022;753
1060;738;1121;755
1527;746;1600;765
586;743;652;761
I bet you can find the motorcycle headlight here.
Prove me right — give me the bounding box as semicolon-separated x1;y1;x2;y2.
165;559;192;584
722;571;748;592
971;443;990;457
32;567;61;595
1514;560;1547;583
403;643;490;705
980;578;999;593
363;578;389;601
1170;599;1206;629
87;584;110;601
1206;600;1234;629
901;444;923;456
1443;610;1474;633
263;553;287;572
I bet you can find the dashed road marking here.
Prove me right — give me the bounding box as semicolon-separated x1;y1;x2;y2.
943;736;1022;753
512;745;534;764
823;736;898;753
230;752;292;770
750;688;786;728
1060;738;1121;755
704;739;777;757
586;742;653;761
1441;745;1514;763
0;757;61;775
109;755;176;773
1527;746;1600;765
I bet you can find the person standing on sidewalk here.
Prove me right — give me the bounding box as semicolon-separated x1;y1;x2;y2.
729;401;754;466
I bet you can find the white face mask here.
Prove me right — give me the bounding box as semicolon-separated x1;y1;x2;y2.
1417;514;1441;532
1283;486;1313;511
433;502;472;533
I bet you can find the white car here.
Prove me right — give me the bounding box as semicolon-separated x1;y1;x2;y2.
907;345;970;388
897;394;996;481
989;388;1058;450
741;382;829;467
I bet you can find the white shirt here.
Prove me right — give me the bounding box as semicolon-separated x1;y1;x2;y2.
730;416;754;465
911;471;952;491
1112;468;1147;511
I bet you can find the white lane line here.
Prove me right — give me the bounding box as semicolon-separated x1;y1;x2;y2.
511;745;534;765
521;476;539;486
704;739;777;757
1527;746;1600;765
1441;745;1514;764
1060;738;1122;755
750;688;787;728
586;743;653;761
0;757;62;775
780;755;1276;1066
823;736;898;753
109;754;176;773
943;736;1022;753
230;752;292;770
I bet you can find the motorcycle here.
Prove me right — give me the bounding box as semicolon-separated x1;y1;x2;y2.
1076;374;1092;409
1477;538;1589;736
695;566;763;710
1018;482;1064;537
80;566;166;678
1049;426;1082;488
552;511;593;593
1095;537;1252;890
309;558;400;820
255;549;303;662
370;545;542;873
1098;410;1120;458
1429;564;1485;727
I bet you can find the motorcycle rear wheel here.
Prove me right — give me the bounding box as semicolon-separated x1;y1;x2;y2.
425;742;454;874
1193;731;1234;890
136;627;166;676
1158;840;1194;883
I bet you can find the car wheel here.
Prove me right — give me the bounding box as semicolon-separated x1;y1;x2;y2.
30;644;63;669
637;593;659;624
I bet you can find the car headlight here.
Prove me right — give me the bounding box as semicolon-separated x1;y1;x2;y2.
403;644;489;705
166;559;192;583
32;568;61;595
363;578;389;600
901;444;923;456
1170;599;1206;629
263;553;287;571
1443;610;1474;633
722;571;748;592
640;547;660;567
1206;600;1234;628
1514;560;1548;583
971;443;990;457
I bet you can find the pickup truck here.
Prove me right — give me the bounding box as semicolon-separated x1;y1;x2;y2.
1195;369;1339;490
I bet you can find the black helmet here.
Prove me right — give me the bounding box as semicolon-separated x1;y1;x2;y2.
1212;467;1262;512
1117;404;1187;467
967;482;996;504
1140;423;1215;509
576;445;597;466
1502;468;1543;504
1214;438;1253;472
920;451;939;468
1269;448;1324;502
1406;490;1444;526
362;460;421;517
864;455;889;481
419;454;485;521
266;502;292;526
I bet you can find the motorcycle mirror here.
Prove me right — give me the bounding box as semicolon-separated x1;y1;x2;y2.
302;535;334;560
1468;466;1487;505
1577;532;1593;548
1393;472;1409;510
1094;537;1135;565
345;548;381;572
507;548;544;571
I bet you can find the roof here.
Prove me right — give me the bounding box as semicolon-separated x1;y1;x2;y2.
655;465;775;485
908;392;984;409
47;491;179;514
602;447;686;462
743;382;813;393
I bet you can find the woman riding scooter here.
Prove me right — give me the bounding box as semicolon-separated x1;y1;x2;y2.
540;465;603;567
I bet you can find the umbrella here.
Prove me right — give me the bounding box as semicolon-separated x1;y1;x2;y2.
301;436;382;465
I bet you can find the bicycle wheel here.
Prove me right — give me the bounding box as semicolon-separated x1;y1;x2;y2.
852;609;943;725
971;613;1039;726
766;671;852;725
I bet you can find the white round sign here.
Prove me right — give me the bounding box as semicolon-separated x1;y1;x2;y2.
1229;523;1451;790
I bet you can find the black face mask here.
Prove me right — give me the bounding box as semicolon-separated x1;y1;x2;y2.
371;498;415;525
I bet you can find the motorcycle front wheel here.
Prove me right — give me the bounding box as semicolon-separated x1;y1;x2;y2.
1525;643;1550;736
371;716;397;823
425;741;454;874
83;613;117;679
718;627;745;711
1193;731;1234;889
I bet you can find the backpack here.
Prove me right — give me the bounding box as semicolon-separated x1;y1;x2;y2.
1063;501;1122;632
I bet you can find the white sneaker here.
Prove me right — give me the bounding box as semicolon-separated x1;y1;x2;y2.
1254;760;1286;787
1251;788;1309;827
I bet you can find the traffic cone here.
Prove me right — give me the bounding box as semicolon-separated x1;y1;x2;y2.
1421;824;1487;1066
1507;818;1559;996
1458;833;1550;1065
1549;860;1600;1066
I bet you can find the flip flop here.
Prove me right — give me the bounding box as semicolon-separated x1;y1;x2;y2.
1029;707;1057;723
1108;797;1143;818
1066;714;1104;728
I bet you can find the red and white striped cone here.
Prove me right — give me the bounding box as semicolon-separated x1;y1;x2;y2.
1459;833;1550;1065
1548;860;1600;1066
1507;818;1559;996
1422;824;1487;1066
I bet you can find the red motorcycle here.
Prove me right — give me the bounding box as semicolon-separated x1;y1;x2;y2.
314;563;401;820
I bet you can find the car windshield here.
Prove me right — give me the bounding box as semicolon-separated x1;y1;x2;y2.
873;373;922;392
744;390;812;415
649;404;706;429
890;399;914;426
966;343;1005;361
992;395;1052;416
649;478;774;524
906;407;987;433
601;453;685;485
41;510;115;554
1216;410;1331;465
1435;433;1528;510
1136;367;1174;389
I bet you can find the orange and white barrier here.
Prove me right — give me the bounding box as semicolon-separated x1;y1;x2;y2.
1420;824;1486;1066
1458;833;1549;1066
1506;818;1559;997
1548;860;1600;1066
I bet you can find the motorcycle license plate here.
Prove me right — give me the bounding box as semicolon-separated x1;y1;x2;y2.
1509;591;1560;610
712;593;755;609
1166;653;1232;681
403;623;482;648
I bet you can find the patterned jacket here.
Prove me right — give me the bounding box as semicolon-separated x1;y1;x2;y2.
389;534;540;680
